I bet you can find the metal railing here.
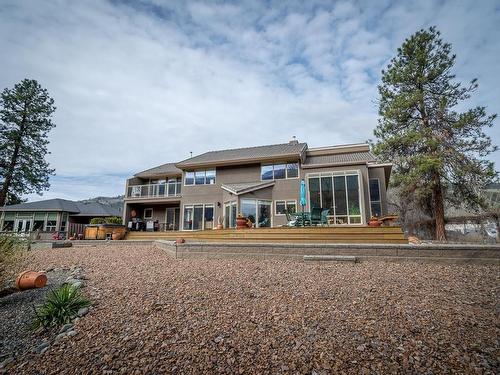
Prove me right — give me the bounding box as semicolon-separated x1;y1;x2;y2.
127;183;182;199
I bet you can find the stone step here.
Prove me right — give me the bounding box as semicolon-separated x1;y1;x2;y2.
303;255;357;263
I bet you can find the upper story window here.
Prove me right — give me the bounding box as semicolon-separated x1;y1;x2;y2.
185;169;216;186
261;162;299;180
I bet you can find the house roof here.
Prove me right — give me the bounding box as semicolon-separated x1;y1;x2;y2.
302;151;376;168
176;142;308;168
134;162;182;178
221;181;275;195
0;198;122;217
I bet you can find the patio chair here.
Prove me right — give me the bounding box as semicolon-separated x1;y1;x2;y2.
284;209;296;227
320;209;330;226
310;207;323;225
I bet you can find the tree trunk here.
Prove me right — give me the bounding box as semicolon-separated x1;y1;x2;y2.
433;178;446;241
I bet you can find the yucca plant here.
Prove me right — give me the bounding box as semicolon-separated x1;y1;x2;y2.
33;284;91;329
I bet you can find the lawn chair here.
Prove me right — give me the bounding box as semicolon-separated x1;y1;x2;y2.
284;209;297;227
320;209;330;226
310;207;323;226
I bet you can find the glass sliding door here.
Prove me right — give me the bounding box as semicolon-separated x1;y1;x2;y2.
204;205;214;230
333;176;348;224
321;176;333;213
183;206;193;230
346;175;361;223
224;202;237;228
241;199;272;228
193;205;204;230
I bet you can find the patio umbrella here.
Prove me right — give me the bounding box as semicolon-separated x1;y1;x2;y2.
299;179;307;226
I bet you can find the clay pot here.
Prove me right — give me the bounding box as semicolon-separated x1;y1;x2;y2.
236;217;247;229
216;224;223;230
368;218;381;227
175;238;185;244
16;271;47;290
112;231;123;240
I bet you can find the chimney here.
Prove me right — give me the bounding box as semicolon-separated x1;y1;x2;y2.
289;136;298;145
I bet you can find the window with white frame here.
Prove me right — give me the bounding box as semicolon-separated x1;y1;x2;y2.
144;208;153;219
369;178;382;217
183;204;214;230
275;200;297;215
45;212;58;231
184;169;216;185
261;162;299;180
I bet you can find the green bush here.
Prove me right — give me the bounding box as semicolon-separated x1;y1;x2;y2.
89;217;106;224
104;216;122;224
33;284;91;329
89;217;122;225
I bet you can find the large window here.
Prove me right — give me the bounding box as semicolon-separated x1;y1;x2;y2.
369;178;382;217
185;170;216;185
275;200;297;215
307;172;362;225
1;212;15;231
183;204;214;230
261;162;299;180
45;212;58;231
240;199;272;228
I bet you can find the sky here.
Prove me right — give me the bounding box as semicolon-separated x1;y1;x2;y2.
0;0;499;201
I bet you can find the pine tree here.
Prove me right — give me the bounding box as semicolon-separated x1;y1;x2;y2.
373;27;497;241
0;79;56;206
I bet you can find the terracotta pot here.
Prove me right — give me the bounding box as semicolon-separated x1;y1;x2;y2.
236;217;247;229
216;224;223;230
175;238;185;244
368;218;381;227
16;271;47;290
112;231;123;240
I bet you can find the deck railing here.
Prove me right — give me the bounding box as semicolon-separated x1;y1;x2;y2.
127;183;182;199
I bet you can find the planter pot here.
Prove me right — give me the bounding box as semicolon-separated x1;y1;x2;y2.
216;224;223;230
368;218;381;227
175;238;185;244
112;231;123;240
236;217;247;230
16;271;47;290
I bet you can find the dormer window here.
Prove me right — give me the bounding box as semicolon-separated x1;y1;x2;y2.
261;162;298;180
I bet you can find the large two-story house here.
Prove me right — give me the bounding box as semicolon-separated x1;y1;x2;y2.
123;140;391;231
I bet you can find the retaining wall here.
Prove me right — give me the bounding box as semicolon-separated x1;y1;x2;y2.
154;241;500;264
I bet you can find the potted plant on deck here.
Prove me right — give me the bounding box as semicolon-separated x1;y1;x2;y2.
236;214;248;229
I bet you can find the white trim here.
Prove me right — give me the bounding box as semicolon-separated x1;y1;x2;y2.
367;163;393;168
274;200;297;216
221;181;275;195
307;143;369;151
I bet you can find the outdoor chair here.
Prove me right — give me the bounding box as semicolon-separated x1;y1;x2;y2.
310;207;323;225
320;209;330;226
284;209;296;227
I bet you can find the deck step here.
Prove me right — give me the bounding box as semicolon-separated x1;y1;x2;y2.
303;255;357;263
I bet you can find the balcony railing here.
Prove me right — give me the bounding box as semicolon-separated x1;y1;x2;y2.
127;183;182;199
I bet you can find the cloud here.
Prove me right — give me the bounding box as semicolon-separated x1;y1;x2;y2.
0;0;498;201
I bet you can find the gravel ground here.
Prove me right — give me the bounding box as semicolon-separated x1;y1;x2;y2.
3;244;499;374
0;270;69;361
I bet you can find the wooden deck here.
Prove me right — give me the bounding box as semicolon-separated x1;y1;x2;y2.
126;226;407;244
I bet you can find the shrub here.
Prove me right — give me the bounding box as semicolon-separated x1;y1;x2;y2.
89;217;106;224
0;235;28;286
89;217;122;225
104;216;122;224
33;284;91;329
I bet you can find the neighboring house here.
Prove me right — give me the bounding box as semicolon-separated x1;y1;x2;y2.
123;140;391;231
0;198;122;236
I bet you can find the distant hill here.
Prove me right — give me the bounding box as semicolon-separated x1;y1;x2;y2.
78;196;124;214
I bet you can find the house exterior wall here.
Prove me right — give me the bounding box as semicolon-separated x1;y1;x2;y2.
124;146;391;230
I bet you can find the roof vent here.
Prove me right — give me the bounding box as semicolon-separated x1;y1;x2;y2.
289;136;299;145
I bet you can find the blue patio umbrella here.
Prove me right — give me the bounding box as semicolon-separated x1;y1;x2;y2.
299;179;307;226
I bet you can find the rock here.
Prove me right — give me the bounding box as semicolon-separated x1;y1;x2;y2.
71;281;83;289
356;344;366;351
55;332;68;341
40;346;50;354
34;341;50;353
60;323;74;333
0;356;14;369
77;307;89;317
66;330;77;337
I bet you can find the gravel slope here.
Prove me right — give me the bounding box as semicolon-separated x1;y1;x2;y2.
5;244;499;374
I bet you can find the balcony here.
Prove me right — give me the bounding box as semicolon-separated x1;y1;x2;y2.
127;182;181;199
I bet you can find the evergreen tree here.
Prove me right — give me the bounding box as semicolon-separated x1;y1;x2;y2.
0;79;56;206
373;27;497;241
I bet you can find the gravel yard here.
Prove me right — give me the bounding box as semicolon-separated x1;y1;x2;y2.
2;243;499;374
